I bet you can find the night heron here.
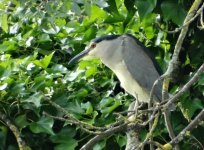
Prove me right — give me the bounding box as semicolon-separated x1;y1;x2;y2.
69;34;162;103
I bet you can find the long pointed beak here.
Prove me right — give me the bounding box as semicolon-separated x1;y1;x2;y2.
68;49;90;65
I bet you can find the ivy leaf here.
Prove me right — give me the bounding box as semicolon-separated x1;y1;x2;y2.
197;74;204;85
105;0;120;15
93;140;106;150
178;97;203;122
22;92;43;108
15;115;30;129
83;26;97;42
50;127;78;150
161;0;187;25
38;34;52;43
81;101;93;115
85;66;97;78
1;13;8;33
100;99;121;117
84;0;91;17
135;0;157;20
29;117;54;135
0;83;8;90
90;5;108;21
115;134;127;148
33;52;55;69
54;141;78;150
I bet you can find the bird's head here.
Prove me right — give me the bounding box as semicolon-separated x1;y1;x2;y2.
68;35;120;64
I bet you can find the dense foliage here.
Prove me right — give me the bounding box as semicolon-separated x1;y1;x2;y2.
0;0;203;150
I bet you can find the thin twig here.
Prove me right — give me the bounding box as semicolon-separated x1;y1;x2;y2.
44;98;106;131
139;112;160;149
164;0;203;78
160;2;203;149
0;111;31;150
198;4;204;29
44;112;105;135
156;2;204;34
170;109;204;146
80;123;128;150
164;63;204;108
148;76;164;150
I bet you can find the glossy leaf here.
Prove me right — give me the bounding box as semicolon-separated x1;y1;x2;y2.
29;117;54;135
135;0;157;20
161;0;187;25
1;13;8;33
33;52;55;69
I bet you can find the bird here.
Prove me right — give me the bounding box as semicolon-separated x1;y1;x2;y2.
68;34;162;103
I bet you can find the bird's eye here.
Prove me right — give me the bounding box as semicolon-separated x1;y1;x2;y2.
90;43;96;49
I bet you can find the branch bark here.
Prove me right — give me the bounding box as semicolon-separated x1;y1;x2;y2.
0;111;31;150
170;109;204;146
161;1;203;149
164;0;202;78
164;63;204;109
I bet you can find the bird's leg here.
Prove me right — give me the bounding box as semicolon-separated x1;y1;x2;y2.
127;94;140;122
126;100;141;150
133;93;139;117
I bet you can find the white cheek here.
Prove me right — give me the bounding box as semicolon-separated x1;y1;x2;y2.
88;49;98;56
81;49;97;60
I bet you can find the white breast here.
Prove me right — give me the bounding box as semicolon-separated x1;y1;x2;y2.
112;60;150;102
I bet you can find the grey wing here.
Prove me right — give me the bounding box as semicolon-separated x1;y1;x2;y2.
122;35;162;101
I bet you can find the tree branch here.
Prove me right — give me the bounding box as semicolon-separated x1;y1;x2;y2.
156;2;204;34
80;123;128;150
164;63;204;108
0;111;31;150
164;0;203;78
170;109;204;146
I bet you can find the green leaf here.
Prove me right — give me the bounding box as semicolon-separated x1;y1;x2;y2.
22;92;43;108
198;74;204;85
0;83;8;90
66;100;84;114
10;83;25;95
55;18;66;27
33;52;54;69
50;129;77;150
54;141;78;150
15;115;30;129
98;97;114;108
123;0;136;28
81;101;93;115
93;140;106;150
145;26;155;39
0;126;7;149
71;2;81;15
135;0;157;20
105;0;119;15
38;34;52;43
1;13;8;33
75;88;89;98
179;97;203;121
29;117;54;135
85;66;97;78
65;70;84;81
0;41;17;53
90;5;108;21
100;99;121;117
161;0;187;25
51;64;68;73
50;127;76;143
115;134;126;148
84;0;91;17
83;26;97;42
